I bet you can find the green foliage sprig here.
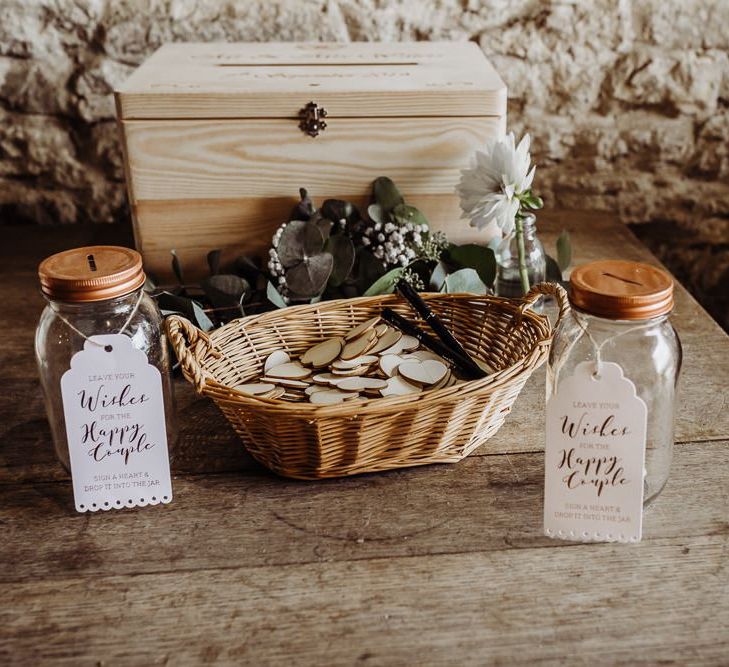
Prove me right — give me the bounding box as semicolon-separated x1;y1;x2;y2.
147;177;571;331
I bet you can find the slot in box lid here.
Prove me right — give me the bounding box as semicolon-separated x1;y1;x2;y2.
115;41;507;120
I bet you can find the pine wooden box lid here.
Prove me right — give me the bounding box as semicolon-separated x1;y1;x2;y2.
115;42;507;120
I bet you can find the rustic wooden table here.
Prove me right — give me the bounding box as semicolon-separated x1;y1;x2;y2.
1;212;728;665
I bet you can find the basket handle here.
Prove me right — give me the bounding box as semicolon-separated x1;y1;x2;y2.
520;281;570;331
165;315;221;393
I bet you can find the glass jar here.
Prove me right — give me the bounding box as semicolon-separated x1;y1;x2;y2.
495;213;546;303
547;260;681;505
35;246;175;472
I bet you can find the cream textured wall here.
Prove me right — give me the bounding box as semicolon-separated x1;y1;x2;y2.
1;0;727;327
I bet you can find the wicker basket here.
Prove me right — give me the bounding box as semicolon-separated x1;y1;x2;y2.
166;282;568;479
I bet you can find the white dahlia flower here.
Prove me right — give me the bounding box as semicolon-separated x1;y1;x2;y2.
456;132;539;236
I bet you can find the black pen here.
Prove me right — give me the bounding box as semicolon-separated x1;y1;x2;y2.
381;308;486;381
395;280;486;377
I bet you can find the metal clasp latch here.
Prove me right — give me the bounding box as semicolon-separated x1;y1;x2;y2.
298;101;328;138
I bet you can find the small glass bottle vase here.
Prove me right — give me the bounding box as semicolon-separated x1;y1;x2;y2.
495;213;546;301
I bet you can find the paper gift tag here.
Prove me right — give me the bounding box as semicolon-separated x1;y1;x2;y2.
544;361;647;543
60;334;172;513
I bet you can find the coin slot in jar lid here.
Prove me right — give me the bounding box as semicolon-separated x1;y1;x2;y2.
600;271;642;287
569;259;674;321
39;246;145;303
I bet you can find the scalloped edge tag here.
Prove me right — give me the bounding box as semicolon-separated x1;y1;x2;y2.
544;361;647;543
60;334;172;513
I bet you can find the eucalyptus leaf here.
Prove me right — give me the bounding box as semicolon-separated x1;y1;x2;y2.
308;211;333;241
170;249;184;285
444;244;496;287
546;254;563;282
207;249;222;276
367;203;384;224
291;187;315;221
193;303;215;331
373;176;404;213
266;281;287;309
341;284;359;299
443;268;488;295
286;254;333;298
355;247;387;293
321;199;359;225
429;260;448;291
201;274;250;316
392;203;429;228
277;220;325;268
324;234;355;287
363;267;404;296
557;229;572;271
155;291;214;331
235;255;261;284
156;290;188;314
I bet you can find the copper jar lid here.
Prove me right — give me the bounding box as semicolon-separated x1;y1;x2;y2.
569;260;674;320
39;246;145;303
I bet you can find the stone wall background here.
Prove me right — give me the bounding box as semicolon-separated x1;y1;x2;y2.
1;0;727;328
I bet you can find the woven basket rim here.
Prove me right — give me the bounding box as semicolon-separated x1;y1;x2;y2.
171;289;565;416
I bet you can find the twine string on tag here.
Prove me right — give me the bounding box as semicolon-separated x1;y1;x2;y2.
50;290;145;351
570;310;655;379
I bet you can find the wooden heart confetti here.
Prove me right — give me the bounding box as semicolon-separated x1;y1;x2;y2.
369;327;402;355
335;377;388;392
378;354;402;377
345;316;380;341
264;350;290;372
301;337;343;368
266;362;311;379
266;386;286;399
332;355;378;369
399;335;420;352
341;330;377;360
331;365;368;376
309;389;360;405
379;334;418;356
431;369;453;391
399;359;448;385
233;313;466;404
234;383;276;396
305;384;329;395
312;373;341;385
380;376;422;396
261;376;310;388
405;350;443;363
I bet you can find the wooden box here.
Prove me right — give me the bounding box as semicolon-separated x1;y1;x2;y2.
115;42;506;280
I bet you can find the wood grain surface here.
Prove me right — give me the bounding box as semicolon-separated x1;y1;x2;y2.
123;117;504;200
120;115;504;279
131;193;478;281
1;212;728;665
1;442;727;584
116;41;507;119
